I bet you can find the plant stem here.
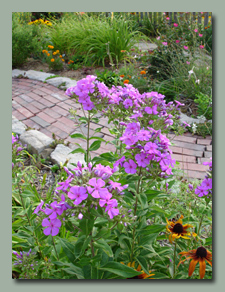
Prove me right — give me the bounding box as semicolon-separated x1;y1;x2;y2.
87;112;90;165
173;241;177;278
52;236;59;260
130;168;142;263
90;238;95;258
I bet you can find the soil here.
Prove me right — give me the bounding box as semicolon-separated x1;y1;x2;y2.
17;58;123;81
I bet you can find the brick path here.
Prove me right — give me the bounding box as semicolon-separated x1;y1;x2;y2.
12;77;212;180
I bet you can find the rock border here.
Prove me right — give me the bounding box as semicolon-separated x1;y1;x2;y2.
12;115;85;170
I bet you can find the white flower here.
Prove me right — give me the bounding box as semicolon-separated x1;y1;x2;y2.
157;71;159;73
192;123;197;134
195;79;200;84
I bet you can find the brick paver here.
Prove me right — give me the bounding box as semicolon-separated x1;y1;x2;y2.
12;77;212;180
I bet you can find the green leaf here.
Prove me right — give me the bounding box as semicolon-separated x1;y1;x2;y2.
145;189;163;202
63;263;84;279
78;117;88;123
70;133;87;140
89;140;101;151
74;235;91;258
136;256;150;275
99;262;142;279
58;238;76;263
139;233;158;246
79;217;95;236
70;147;86;154
139;224;166;235
89;136;105;141
94;239;113;257
20;190;35;198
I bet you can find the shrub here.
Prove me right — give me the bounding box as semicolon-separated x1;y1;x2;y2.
12;13;46;67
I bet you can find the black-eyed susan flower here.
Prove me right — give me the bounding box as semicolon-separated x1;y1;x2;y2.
178;247;212;279
121;262;155;279
166;215;197;243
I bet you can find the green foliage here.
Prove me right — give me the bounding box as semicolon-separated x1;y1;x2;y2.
194;92;212;120
12;15;42;67
95;69;123;88
48;14;144;67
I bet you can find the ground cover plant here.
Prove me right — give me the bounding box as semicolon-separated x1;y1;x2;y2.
12;75;212;279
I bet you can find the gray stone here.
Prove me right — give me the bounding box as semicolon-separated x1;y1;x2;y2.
41;147;54;159
50;144;85;170
133;42;157;51
180;112;206;125
12;69;27;78
25;70;55;82
46;77;77;89
12;115;27;135
20;130;54;155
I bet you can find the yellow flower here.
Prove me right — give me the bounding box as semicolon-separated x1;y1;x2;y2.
59;55;63;58
140;70;146;75
53;52;57;55
166;215;197;243
47;53;50;57
51;58;55;62
121;262;155;279
178;247;212;279
61;59;65;62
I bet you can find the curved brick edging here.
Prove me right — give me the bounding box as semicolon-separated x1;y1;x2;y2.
12;69;212;180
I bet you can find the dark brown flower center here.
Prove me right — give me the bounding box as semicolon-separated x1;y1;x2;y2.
172;223;184;234
196;247;207;258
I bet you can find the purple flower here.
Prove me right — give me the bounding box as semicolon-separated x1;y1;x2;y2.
12;134;18;144
56;177;73;193
44;201;64;220
82;98;95;111
195;186;209;197
137;130;152;141
87;178;110;199
105;199;119;219
123;159;137;174
123;98;133;109
135;153;149;167
33;200;44;215
201;178;212;190
99;193;112;207
113;156;125;168
145;107;152;114
42;218;62;236
68;186;88;205
188;184;193;191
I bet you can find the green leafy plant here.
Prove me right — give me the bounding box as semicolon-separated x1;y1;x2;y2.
194;92;212;120
95;69;123;88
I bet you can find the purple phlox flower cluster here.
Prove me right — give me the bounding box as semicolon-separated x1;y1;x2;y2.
116;121;175;176
35;162;129;236
65;75;109;111
107;83;142;110
195;158;212;198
